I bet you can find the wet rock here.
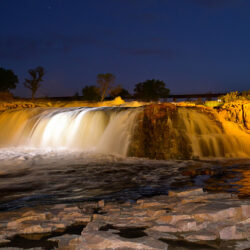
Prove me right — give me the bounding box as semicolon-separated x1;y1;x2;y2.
150;224;178;233
80;231;168;250
20;224;53;234
146;209;167;218
98;200;105;208
219;225;249;240
48;234;81;250
0;190;249;248
191;203;244;222
129;103;192;159
145;229;178;240
168;188;204;197
235;240;250;250
0;235;10;244
156;214;191;225
175;219;197;232
241;204;250;218
182;230;217;241
83;221;107;232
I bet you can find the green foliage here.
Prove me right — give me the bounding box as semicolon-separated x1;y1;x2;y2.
134;79;170;101
220;91;250;103
82;85;101;101
97;73;115;101
0;67;19;92
109;85;131;99
23;66;44;99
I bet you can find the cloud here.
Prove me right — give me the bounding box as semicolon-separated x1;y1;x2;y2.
0;34;101;60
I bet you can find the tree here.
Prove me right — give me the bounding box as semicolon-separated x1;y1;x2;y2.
110;85;131;99
97;73;115;101
82;85;101;101
0;67;19;92
23;66;44;99
134;79;170;101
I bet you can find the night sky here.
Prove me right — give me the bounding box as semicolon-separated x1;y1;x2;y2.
1;0;250;97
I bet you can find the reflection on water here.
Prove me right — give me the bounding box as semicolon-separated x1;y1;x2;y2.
0;148;249;211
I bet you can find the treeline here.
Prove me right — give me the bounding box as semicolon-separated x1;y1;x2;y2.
0;67;170;101
81;73;170;102
0;66;44;100
2;67;248;103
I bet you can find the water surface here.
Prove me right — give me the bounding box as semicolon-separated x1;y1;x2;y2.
0;148;249;211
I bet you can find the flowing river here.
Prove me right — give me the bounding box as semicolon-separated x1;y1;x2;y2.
0;106;249;211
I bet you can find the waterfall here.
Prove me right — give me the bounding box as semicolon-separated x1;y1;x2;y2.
178;108;250;158
0;107;141;156
0;106;249;158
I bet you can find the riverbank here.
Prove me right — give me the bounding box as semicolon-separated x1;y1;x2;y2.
0;188;249;249
0;99;249;249
0;97;142;111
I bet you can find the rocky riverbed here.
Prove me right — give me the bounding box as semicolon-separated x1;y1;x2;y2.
0;188;249;249
0;100;249;249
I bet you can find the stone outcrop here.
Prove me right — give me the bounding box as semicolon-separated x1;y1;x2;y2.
218;101;250;130
129;104;192;159
0;189;249;249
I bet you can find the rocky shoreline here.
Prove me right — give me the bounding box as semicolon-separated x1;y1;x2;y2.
0;188;249;249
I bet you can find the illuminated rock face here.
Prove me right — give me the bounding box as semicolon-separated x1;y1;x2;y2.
129;104;192;159
129;104;250;159
0;104;249;159
218;101;250;130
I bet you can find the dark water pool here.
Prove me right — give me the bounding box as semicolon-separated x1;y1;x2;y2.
0;148;249;211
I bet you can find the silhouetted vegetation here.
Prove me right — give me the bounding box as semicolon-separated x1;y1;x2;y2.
0;67;19;92
73;92;79;98
241;90;250;100
82;85;101;101
110;85;131;99
134;79;170;101
23;66;44;99
220;91;250;103
97;73;115;101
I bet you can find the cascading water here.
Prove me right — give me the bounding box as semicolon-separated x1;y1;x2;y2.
0;105;249;211
0;107;141;156
178;108;250;158
0;106;249;158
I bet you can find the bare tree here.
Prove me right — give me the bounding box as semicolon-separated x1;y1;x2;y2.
24;66;44;99
97;73;115;101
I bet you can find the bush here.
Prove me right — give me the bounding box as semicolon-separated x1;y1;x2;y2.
220;91;250;103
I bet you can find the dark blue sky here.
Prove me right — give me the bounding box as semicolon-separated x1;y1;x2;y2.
1;0;250;97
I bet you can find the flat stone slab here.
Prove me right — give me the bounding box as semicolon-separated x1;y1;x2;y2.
0;189;249;249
